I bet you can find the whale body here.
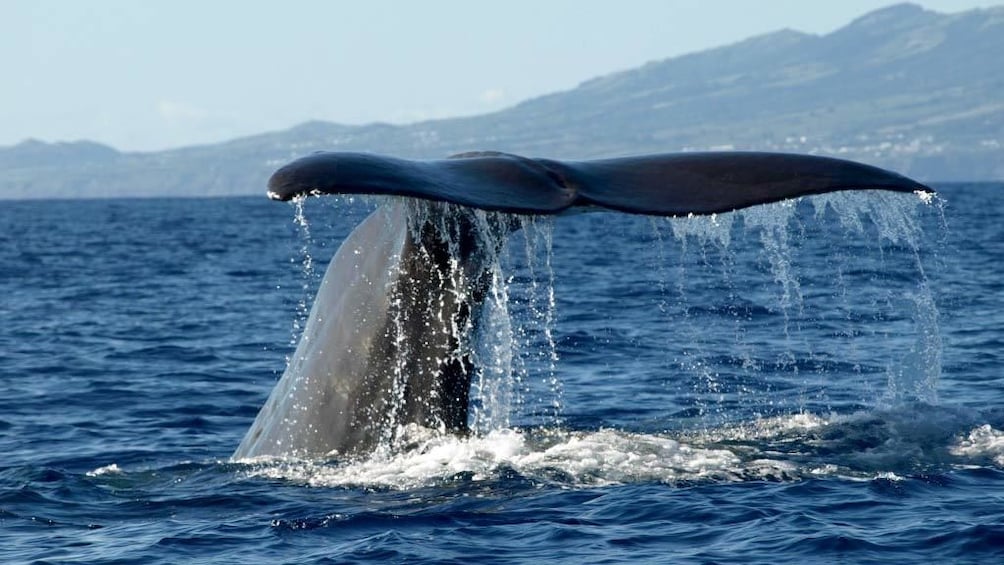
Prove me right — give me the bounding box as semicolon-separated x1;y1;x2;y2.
234;151;932;459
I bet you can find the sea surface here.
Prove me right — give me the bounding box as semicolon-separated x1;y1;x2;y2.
1;183;1002;563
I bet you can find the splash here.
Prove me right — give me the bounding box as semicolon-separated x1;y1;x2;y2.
639;191;942;426
515;216;563;424
810;191;943;404
86;463;123;477
240;408;991;490
289;195;317;348
952;425;1004;466
241;426;770;489
256;190;944;476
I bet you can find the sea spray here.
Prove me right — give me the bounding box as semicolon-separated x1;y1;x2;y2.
811;190;943;404
289;195;316;349
641;191;942;426
269;190;941;461
517;216;563;425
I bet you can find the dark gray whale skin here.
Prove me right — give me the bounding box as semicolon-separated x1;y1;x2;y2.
266;151;932;214
236;151;932;460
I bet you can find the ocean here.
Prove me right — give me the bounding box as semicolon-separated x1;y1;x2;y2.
1;183;1002;563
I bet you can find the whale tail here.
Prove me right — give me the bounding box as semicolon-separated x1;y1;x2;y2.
266;151;932;215
237;151;934;460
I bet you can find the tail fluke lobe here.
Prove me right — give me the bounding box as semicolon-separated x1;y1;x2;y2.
543;152;932;216
267;151;933;216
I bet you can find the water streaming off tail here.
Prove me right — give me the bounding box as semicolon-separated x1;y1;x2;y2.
289;196;317;349
257;190;945;486
646;190;942;428
509;216;563;426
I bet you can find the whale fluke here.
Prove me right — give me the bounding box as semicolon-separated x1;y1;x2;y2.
267;151;932;215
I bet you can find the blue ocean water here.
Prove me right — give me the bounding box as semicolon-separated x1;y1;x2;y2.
1;184;1003;563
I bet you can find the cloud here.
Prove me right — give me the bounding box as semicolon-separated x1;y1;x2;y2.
156;99;209;122
479;88;506;105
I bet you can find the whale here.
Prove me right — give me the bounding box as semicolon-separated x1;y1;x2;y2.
233;151;932;460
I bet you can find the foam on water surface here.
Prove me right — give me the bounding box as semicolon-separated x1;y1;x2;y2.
952;425;1004;466
235;406;1000;490
238;425;778;490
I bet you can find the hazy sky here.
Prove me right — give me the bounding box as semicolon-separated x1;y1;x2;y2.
2;0;998;151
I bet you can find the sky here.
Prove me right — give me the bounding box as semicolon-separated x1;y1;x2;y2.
1;0;999;151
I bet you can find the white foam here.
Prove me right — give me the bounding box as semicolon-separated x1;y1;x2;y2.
951;425;1004;466
241;427;760;489
694;412;829;443
240;410;1004;489
238;413;841;489
86;463;122;477
517;429;741;485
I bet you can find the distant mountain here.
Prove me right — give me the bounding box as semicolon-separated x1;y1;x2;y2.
2;2;1002;199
